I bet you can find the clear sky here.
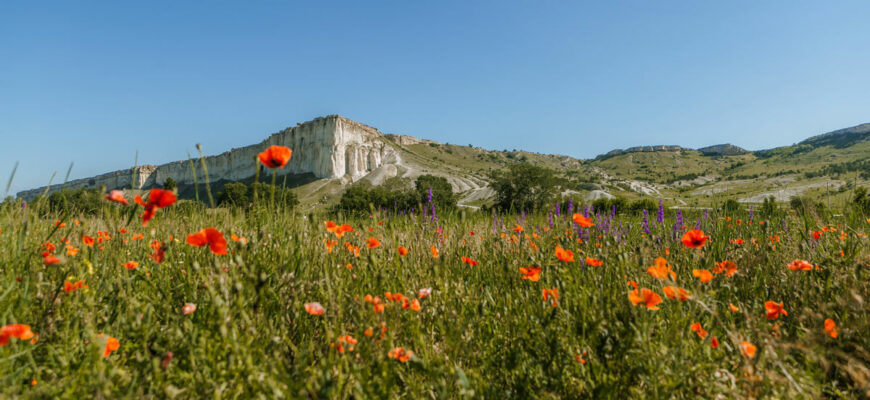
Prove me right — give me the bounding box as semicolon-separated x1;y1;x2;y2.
2;1;869;194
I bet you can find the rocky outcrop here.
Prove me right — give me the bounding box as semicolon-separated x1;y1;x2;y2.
596;145;686;160
384;134;439;146
697;144;747;156
17;115;399;200
799;123;870;148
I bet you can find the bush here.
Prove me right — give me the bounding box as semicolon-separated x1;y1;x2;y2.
489;163;556;212
854;187;870;214
334;183;416;215
414;175;456;210
627;198;657;215
46;187;106;214
163;177;177;191
219;182;249;207
217;182;298;210
722;199;741;213
592;197;628;216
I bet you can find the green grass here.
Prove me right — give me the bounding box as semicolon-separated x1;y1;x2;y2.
1;197;869;398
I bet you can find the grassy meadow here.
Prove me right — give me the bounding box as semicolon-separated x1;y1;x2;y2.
1;193;869;398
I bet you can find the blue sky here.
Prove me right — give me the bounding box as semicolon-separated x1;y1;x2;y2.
2;1;869;194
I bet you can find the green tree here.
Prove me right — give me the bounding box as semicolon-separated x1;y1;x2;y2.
414;175;456;209
163;177;177;191
489;163;556;212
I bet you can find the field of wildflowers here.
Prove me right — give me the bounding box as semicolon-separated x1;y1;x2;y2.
2;146;869;398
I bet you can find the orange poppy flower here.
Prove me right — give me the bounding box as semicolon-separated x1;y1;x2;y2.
572;213;594;228
63;280;88;293
513;225;523;232
628;288;662;310
104;190;129;205
662;286;690;301
418;288;432;298
824;318;838;338
430;246;439;258
408;298;421;311
729;303;740;312
98;333;120;357
690;322;708;339
257;145;293;168
555;246;574;262
542;288;559;307
519;266;542;282
398;246;409;257
0;324;36;346
740;341;756;358
324;239;338;253
461;256;479;266
711;336;719;349
133;189;177;226
186;227;228;255
764;301;787;320
585;257;603;267
786;259;813;271
366;237;381;249
712;260;738;277
304;302;325;316
692;269;713;283
646;257;676;280
730;238;744;245
81;235;95;247
388;347;413;362
42;252;61;265
124;261;139;270
681;229;709;249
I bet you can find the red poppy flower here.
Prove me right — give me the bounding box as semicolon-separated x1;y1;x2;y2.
388;347;413;362
647;257;676;280
585;257;603;267
681;229;709;249
257;145;292;168
572;213;594;228
628;288;662;310
740;341;756;358
366;237;381;249
0;324;36;346
134;189;177;226
692;269;713;283
519;266;542;281
42;252;61;265
98;333;120;357
461;256;479;266
186;228;228;255
397;246;409;257
104;190;129;205
711;336;719;349
304;302;325;316
765;301;788;320
690;322;708;339
786;259;813;271
662;286;690;301
824;318;838;338
417;288;432;298
712;260;738;277
555;246;574;262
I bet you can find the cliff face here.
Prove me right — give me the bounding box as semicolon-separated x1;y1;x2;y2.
17;115;399;200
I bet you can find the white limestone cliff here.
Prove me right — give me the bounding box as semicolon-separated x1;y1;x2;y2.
17;115;400;199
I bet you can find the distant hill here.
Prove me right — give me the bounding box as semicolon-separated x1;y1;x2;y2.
16;118;870;209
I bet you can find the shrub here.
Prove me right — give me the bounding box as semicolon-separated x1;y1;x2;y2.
414;175;456;210
489;163;556;212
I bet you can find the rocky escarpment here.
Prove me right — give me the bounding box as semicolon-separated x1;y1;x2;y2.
697;143;747;156
799;123;870;148
596;145;686;160
17;115;399;200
